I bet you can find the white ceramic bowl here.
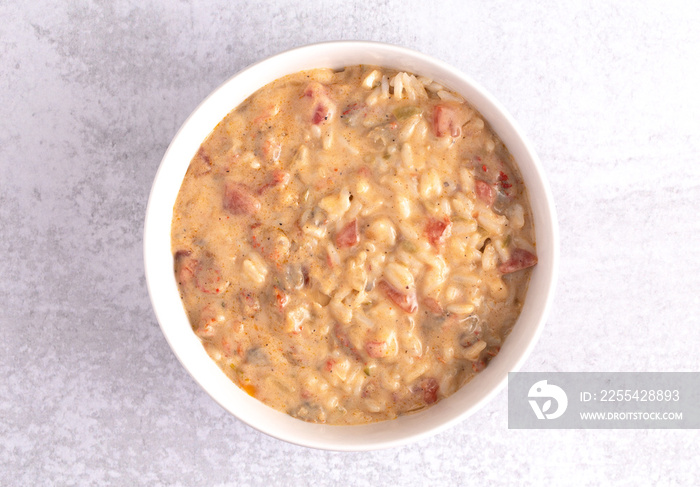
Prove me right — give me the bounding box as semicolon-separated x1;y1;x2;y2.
144;41;558;451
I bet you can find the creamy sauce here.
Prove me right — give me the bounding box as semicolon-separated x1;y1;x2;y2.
171;66;537;424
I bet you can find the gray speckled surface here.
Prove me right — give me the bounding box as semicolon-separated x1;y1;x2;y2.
2;1;699;485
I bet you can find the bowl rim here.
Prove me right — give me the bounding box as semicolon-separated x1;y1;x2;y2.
144;40;559;451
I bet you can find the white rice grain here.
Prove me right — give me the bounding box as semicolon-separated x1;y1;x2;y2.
437;89;464;103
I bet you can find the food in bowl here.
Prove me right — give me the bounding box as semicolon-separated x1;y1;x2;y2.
171;65;537;425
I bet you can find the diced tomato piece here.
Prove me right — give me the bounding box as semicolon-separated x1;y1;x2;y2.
271;169;290;185
433;105;461;137
326;252;335;269
174;251;224;294
423;297;444;315
425;216;452;247
221;337;235;356
377;280;418;314
420;377;439;404
190;147;212;177
196;305;220;338
333;323;361;360
304;81;336;125
312;103;331;124
357;166;372;178
335;219;359;248
472;360;486;373
475;179;495;207
274;285;289;311
498;248;538;274
174;250;196;287
194;261;224;294
365;341;388;358
223;182;261;215
258;169;291;194
303;81;326;98
497;170;513;191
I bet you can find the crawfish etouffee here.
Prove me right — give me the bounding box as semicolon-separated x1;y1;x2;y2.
172;66;538;424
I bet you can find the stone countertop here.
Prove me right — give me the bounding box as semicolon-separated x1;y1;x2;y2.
1;1;698;485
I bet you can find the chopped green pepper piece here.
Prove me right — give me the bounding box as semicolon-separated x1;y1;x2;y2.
393;106;422;120
401;240;417;253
